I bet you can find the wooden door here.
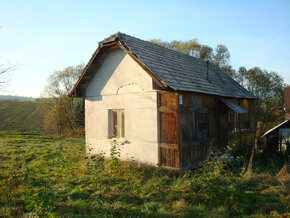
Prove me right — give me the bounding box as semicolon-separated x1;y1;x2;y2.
158;92;180;168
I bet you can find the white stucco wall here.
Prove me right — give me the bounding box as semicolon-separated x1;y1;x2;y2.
85;48;158;165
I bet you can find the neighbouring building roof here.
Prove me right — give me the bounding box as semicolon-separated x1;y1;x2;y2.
261;120;290;137
70;32;256;99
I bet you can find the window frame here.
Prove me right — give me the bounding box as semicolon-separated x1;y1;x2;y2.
109;109;125;138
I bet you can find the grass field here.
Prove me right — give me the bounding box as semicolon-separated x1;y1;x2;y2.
0;131;289;217
0;99;49;131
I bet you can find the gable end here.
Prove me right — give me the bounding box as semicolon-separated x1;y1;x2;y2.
69;39;169;97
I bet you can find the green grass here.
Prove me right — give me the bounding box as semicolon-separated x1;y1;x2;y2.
0;131;288;217
0;99;51;131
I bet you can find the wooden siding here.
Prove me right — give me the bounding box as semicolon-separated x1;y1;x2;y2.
158;91;256;169
178;92;256;168
181;141;215;168
178;93;220;168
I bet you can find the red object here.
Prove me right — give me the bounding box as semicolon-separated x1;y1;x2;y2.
285;86;290;120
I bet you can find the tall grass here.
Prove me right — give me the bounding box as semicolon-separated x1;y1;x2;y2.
0;131;288;217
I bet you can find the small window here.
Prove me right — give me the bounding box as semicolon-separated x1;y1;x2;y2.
179;94;183;105
228;110;239;134
109;109;125;138
228;110;250;134
240;113;250;131
197;112;209;140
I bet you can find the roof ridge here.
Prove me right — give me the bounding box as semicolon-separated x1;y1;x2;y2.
115;32;210;65
99;32;120;44
92;32;255;99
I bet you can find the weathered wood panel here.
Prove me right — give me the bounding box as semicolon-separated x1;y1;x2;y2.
160;112;178;144
179;92;219;109
228;130;256;148
160;144;179;168
158;91;180;168
178;92;220;167
158;91;256;169
160;92;177;109
181;141;214;168
179;111;196;144
209;111;218;138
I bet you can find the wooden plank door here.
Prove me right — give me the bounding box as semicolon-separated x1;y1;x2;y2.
158;92;180;168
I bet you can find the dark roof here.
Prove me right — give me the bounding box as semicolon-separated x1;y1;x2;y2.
70;32;255;99
220;98;248;113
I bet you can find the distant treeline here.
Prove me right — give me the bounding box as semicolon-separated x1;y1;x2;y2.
0;95;35;100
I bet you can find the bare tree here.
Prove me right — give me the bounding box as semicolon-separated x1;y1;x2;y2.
43;64;84;97
0;63;14;89
0;25;14;89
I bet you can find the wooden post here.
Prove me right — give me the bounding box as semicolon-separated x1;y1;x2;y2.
157;92;161;167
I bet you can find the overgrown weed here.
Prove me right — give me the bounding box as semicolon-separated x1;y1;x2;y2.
0;131;288;217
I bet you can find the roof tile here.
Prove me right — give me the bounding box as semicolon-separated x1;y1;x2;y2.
94;32;256;99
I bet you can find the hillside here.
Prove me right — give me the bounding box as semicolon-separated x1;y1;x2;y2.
0;99;50;131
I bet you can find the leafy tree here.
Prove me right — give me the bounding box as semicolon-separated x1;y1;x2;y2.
235;67;285;137
213;44;230;69
199;45;213;61
43;64;84;133
235;67;284;100
256;98;285;137
73;98;85;128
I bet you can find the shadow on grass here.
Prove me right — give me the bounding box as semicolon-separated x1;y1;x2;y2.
232;174;288;215
56;200;165;217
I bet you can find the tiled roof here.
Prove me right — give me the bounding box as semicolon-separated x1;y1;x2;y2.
71;32;256;99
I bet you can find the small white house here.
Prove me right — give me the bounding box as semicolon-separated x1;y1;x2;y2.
69;33;256;169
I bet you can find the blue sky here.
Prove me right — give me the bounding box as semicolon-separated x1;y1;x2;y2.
0;0;289;97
